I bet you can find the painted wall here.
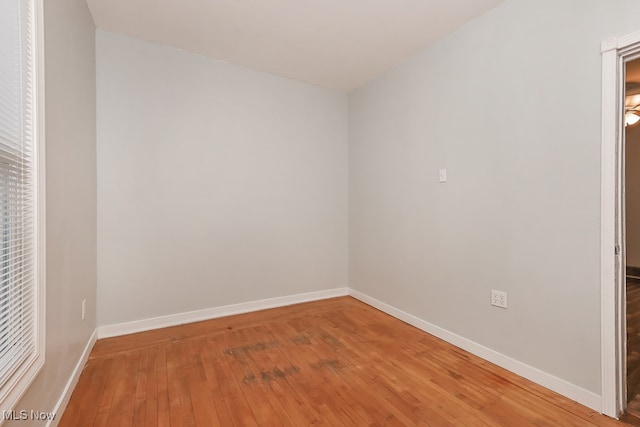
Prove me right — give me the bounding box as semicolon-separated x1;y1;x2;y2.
96;31;348;326
349;0;640;395
627;124;640;268
11;0;97;422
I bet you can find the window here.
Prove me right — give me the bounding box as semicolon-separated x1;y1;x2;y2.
0;0;44;412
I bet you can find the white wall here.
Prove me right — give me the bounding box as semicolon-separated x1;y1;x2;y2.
627;124;640;268
349;0;640;395
12;0;97;422
96;31;348;326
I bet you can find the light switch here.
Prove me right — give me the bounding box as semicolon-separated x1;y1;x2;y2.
439;169;447;183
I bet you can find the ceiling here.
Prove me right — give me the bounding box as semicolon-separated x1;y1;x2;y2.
86;0;505;91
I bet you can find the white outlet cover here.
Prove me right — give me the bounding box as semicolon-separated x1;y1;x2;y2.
491;290;508;309
438;169;447;183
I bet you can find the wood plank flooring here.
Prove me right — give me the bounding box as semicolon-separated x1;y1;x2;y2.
60;297;627;426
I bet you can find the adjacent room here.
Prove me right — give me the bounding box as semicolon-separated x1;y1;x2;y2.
4;0;640;425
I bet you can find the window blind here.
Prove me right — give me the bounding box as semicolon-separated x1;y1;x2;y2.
0;0;40;405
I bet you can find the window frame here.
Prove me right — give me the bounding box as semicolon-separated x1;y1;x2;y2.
0;0;46;414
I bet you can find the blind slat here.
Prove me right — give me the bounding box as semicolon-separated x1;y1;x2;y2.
0;0;39;403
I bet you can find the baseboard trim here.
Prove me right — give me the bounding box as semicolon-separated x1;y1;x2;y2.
97;287;349;339
47;329;97;427
347;288;602;413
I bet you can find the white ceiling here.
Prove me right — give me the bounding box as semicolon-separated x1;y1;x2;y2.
86;0;505;92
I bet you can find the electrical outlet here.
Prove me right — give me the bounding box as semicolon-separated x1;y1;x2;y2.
491;290;508;309
81;299;86;320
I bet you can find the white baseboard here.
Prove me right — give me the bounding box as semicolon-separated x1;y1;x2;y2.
348;289;602;413
97;287;349;339
47;329;97;427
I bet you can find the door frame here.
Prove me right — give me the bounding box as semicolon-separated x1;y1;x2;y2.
601;30;640;418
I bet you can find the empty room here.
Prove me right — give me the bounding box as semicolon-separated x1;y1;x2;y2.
3;0;640;425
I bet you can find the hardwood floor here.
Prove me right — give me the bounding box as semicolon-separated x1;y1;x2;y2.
60;297;627;426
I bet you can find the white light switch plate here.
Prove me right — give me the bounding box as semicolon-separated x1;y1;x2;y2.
439;169;447;183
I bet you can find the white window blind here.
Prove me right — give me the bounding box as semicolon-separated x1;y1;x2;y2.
0;0;43;411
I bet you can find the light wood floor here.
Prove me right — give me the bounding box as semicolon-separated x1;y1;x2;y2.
60;297;627;426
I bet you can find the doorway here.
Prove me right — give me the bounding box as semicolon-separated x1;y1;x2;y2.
601;31;640;419
625;58;640;420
